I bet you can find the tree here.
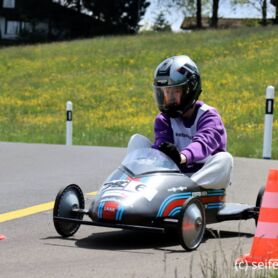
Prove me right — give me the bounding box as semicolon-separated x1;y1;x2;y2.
211;0;219;28
53;0;82;12
55;0;150;33
82;0;150;33
153;12;171;31
270;0;278;23
261;0;267;25
233;0;268;26
162;0;206;29
196;0;202;28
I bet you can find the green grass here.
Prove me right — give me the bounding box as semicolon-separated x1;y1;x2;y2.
0;26;277;159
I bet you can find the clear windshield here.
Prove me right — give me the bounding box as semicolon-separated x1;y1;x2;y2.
121;148;180;176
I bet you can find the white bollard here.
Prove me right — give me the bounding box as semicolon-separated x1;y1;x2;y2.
263;86;275;159
66;101;73;146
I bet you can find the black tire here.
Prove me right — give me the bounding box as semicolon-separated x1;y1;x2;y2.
53;184;85;237
178;197;206;251
256;186;265;208
255;186;265;225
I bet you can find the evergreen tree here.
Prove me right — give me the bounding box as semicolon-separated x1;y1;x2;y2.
83;0;150;33
153;12;171;31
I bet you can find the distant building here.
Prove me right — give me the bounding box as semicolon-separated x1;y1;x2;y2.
180;17;265;30
141;0;276;32
0;0;101;43
180;0;276;29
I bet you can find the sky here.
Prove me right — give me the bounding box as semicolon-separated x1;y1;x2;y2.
141;0;276;31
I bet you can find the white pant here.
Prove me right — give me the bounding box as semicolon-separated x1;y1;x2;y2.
127;134;233;189
190;152;233;189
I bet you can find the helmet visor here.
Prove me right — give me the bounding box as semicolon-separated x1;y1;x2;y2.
153;83;190;113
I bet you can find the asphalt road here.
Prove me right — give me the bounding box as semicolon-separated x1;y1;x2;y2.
0;142;278;278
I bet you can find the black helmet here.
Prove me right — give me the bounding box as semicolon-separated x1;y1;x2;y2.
153;55;202;118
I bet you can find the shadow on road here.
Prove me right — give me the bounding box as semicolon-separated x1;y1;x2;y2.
205;228;254;240
74;228;253;252
75;230;179;251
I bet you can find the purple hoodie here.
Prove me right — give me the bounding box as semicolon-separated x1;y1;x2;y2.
152;101;227;166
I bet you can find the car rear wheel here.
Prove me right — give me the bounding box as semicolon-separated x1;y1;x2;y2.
178;197;206;251
255;186;265;225
53;184;85;237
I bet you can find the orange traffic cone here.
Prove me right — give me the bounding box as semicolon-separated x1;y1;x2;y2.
236;169;278;266
0;234;6;240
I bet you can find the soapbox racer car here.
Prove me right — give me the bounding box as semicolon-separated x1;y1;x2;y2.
53;137;263;251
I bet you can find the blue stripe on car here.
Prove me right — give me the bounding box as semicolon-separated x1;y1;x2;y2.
207;189;225;196
207;202;223;209
168;206;182;217
116;206;125;221
97;201;105;219
157;193;192;217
